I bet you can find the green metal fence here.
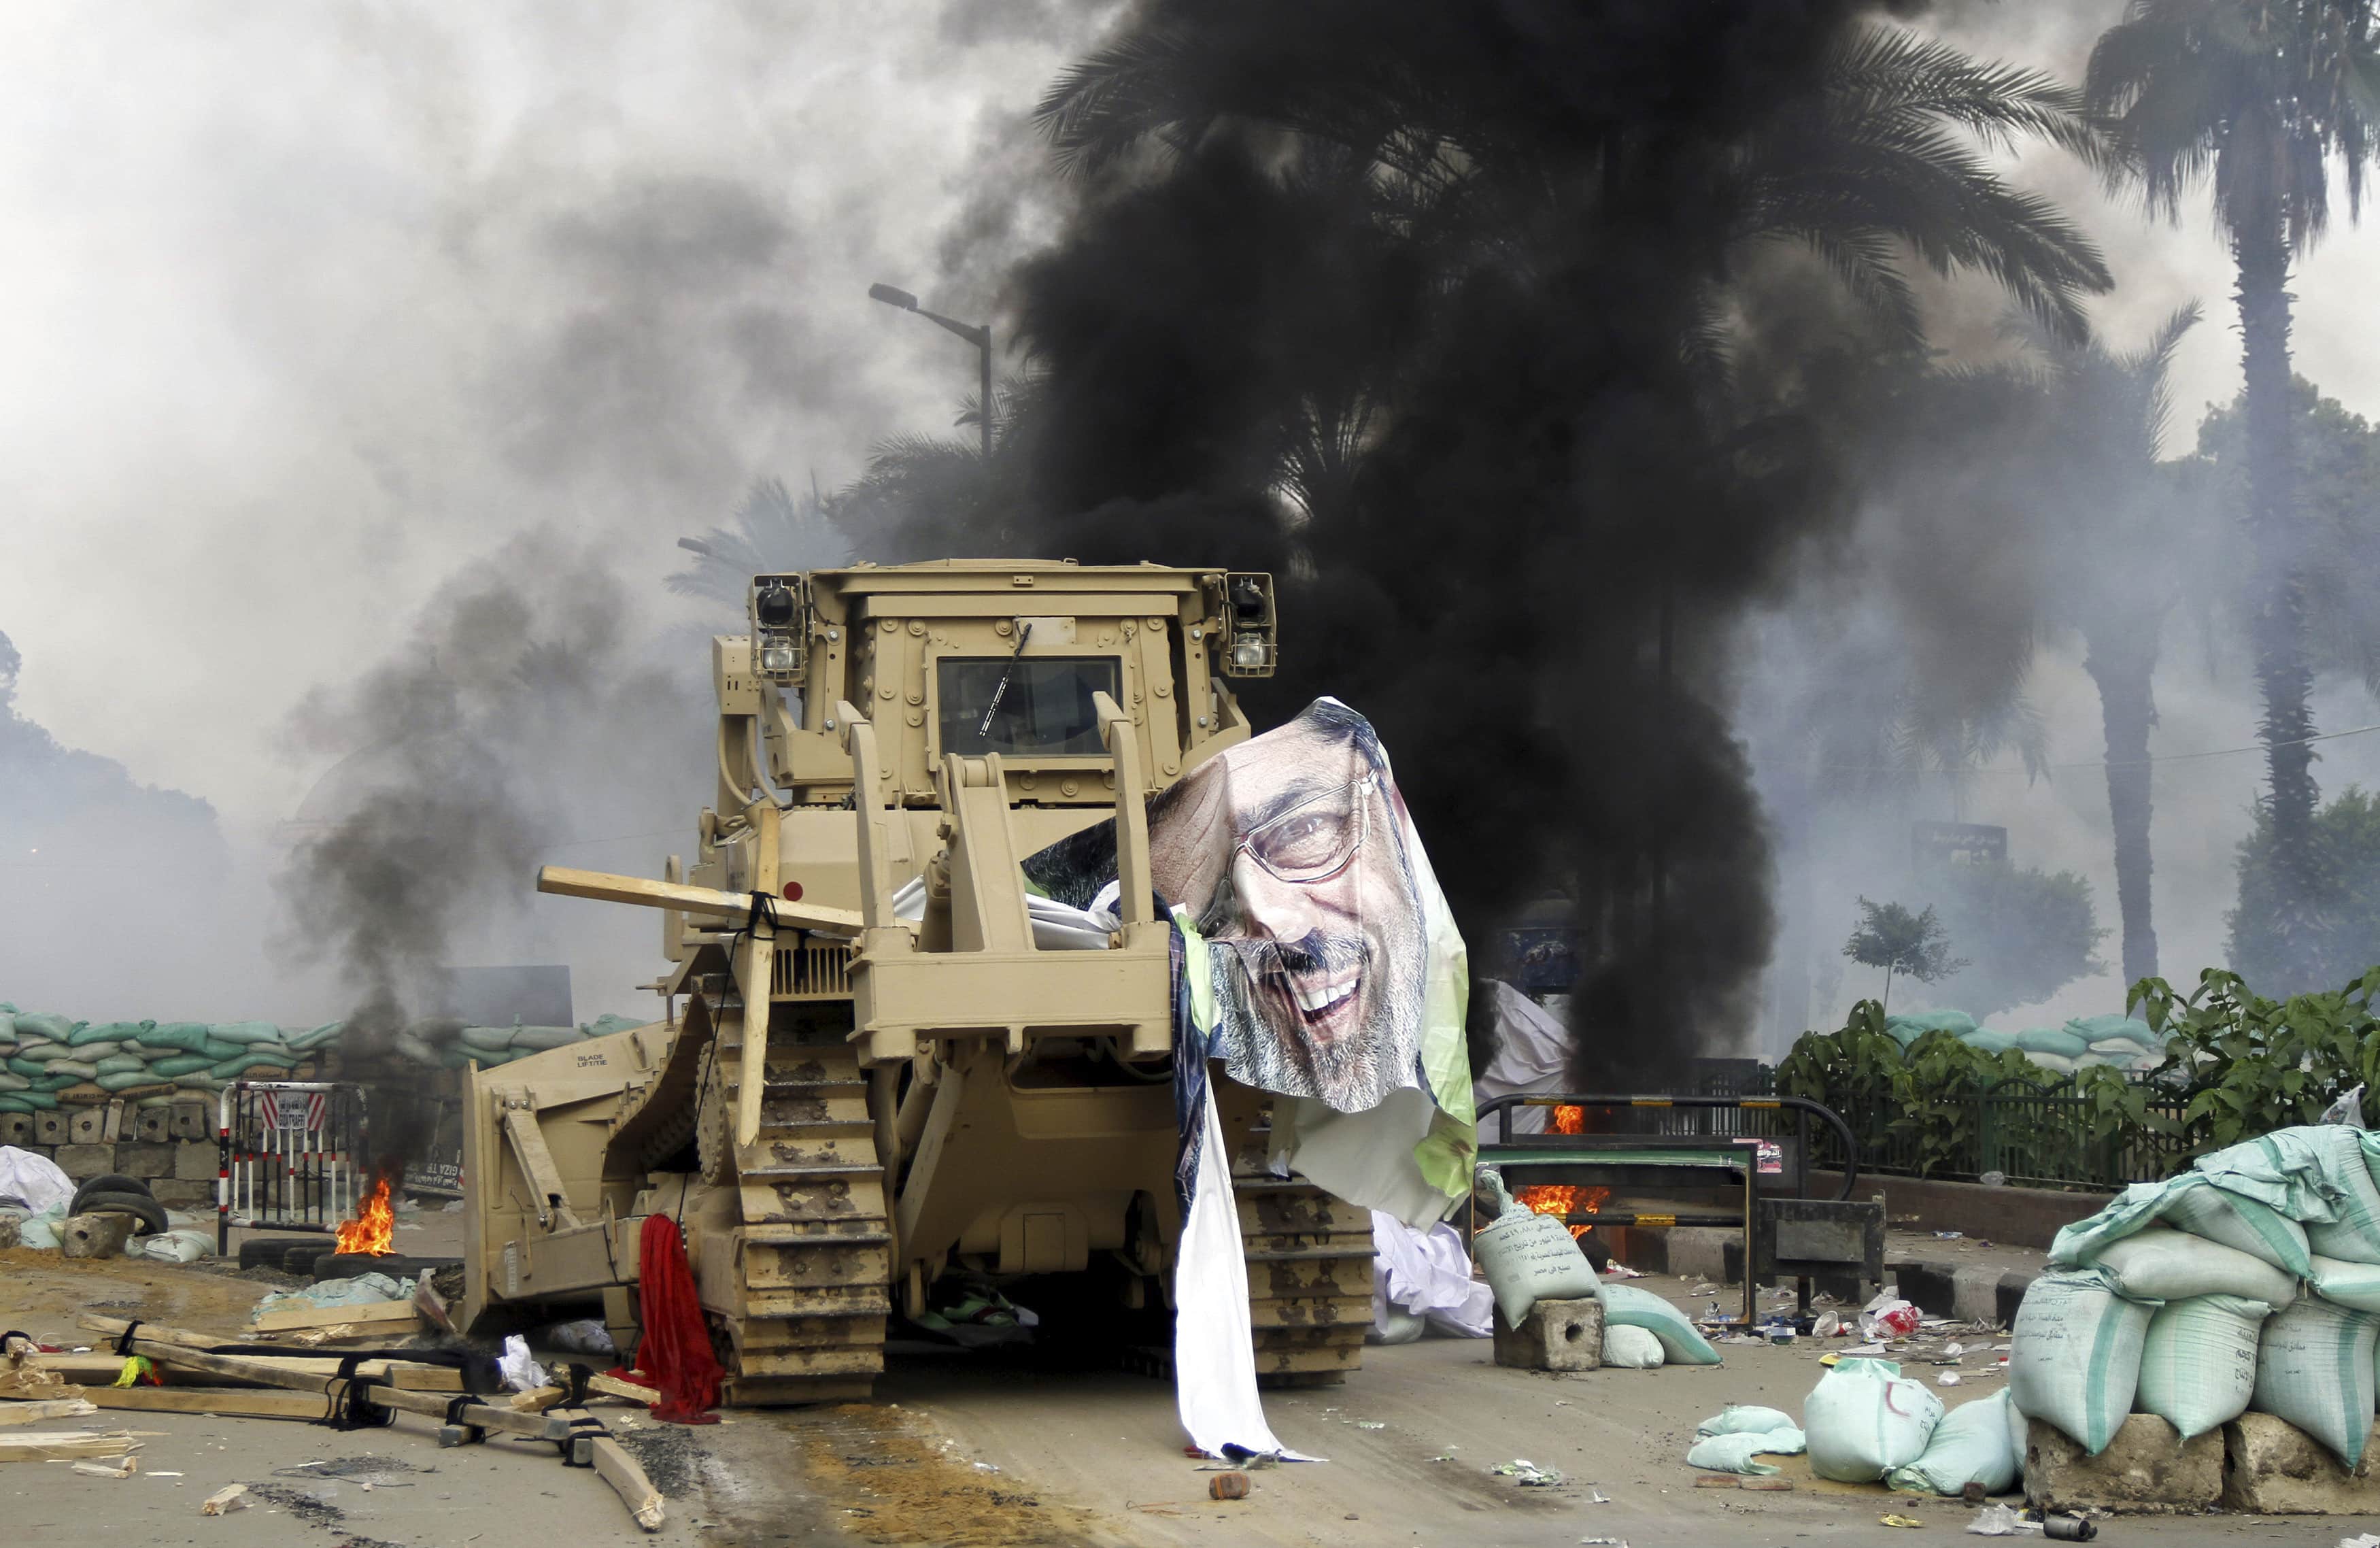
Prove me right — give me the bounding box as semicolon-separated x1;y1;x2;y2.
1686;1062;2192;1192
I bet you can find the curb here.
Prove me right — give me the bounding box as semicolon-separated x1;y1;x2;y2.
1888;1258;2035;1328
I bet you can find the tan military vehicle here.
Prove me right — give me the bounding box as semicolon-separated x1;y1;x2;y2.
459;561;1374;1404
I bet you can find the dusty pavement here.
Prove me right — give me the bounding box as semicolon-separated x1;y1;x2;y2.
7;1243;2380;1548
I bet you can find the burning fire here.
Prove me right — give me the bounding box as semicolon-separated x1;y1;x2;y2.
1551;1105;1584;1134
1514;1183;1610;1239
336;1175;396;1256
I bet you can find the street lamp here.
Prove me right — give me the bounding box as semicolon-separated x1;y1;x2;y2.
868;282;993;460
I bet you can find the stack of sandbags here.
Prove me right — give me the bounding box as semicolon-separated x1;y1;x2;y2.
2020;1124;2380;1473
0;1003;646;1113
1878;1009;2167;1075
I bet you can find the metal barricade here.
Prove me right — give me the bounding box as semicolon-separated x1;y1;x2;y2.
216;1080;365;1253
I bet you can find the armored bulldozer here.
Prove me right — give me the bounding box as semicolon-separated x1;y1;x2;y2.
459;560;1376;1404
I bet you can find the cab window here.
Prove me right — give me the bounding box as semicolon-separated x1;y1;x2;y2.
936;656;1121;756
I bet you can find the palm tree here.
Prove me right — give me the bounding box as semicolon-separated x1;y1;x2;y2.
2086;0;2380;986
667;477;848;608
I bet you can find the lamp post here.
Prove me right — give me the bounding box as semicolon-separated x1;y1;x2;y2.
868;283;992;461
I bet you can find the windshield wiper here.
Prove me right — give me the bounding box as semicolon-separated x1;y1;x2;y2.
979;621;1034;738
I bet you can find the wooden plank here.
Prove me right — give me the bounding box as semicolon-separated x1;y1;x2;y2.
76;1322;562;1443
539;864;860;938
588;1371;656;1404
0;1398;97;1426
36;1349;462;1392
0;1430;141;1460
251;1298;424;1334
590;1434;664;1532
83;1387;329;1421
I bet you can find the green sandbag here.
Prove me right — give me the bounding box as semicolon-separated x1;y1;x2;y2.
199;1039;252;1061
137;1022;218;1054
458;1026;517;1051
440;1047;480;1069
172;1074;224;1093
97;1075;172;1096
1961;1030;2017;1054
5;1058;44;1080
583;1013;642;1039
1886;1010;1978;1046
10;1012;76;1042
1602;1283;1724;1364
207;1020;284;1045
146;1054;215;1079
39;1058;97;1081
209;1052;293;1079
32;1072;84;1092
0;1072;27;1092
2066;1013;2156;1049
286;1022;344;1051
0;1095;33;1113
91;1053;146;1077
2014;1026;2090;1060
134;1094;175;1109
3;1090;57;1110
512;1025;587;1050
70;1041;122;1062
69;1019;148;1047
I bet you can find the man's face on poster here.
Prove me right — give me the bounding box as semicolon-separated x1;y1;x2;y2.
1150;707;1428;1109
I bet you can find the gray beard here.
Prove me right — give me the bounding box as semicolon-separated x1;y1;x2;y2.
1208;930;1427;1112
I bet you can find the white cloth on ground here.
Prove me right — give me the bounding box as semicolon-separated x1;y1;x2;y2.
1370;1209;1492;1339
0;1146;73;1214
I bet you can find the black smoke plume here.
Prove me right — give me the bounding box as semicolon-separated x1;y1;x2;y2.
927;0;2107;1085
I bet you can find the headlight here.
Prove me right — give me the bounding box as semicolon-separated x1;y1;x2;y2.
755;582;796;628
760;637;800;675
1231;638;1267;671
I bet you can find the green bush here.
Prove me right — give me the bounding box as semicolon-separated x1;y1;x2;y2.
2132;964;2380;1148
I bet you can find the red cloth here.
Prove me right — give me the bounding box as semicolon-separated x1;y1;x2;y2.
628;1213;722;1424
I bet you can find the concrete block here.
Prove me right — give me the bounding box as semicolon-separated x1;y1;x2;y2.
66;1107;105;1145
134;1108;171;1143
2024;1414;2220;1515
167;1100;211;1141
58;1211;134;1259
54;1141;115;1178
148;1179;215;1211
172;1141;219;1182
33;1111;66;1145
0;1113;31;1146
1492;1296;1604;1371
2220;1413;2380;1513
113;1142;175;1179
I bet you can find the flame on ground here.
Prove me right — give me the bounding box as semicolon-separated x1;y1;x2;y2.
336;1175;396;1256
1514;1183;1610;1239
1551;1105;1584;1134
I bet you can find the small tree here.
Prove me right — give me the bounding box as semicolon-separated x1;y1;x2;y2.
1843;898;1969;1011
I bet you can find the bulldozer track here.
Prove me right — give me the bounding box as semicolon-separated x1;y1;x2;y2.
1234;1173;1373;1387
692;996;891;1407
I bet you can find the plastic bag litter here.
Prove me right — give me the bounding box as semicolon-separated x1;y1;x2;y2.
2251;1295;2380;1468
1889;1390;2021;1497
498;1334;549;1393
1803;1358;1943;1483
1860;1294;1922;1341
1600;1283;1721;1365
2323;1085;2370;1128
2007;1268;2155;1456
541;1318;616;1358
2133;1293;2271;1438
0;1145;72;1214
1601;1324;1665;1368
2090;1225;2298;1307
1966;1502;2044;1535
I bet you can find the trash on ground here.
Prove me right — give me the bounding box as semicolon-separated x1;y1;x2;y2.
498;1333;549;1393
1861;1294;1922;1341
72;1456;137;1479
1207;1472;1250;1500
1881;1514;1924;1528
251;1271;413;1323
1491;1459;1565;1486
1966;1503;2043;1535
1688;1406;1806;1475
1939;1371;1962;1386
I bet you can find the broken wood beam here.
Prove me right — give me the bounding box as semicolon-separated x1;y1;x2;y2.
590;1434;666;1531
0;1398;97;1427
82;1387;333;1421
250;1298;424;1334
0;1430;142;1461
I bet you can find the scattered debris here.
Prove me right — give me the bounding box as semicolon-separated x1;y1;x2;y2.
1208;1472;1250;1500
0;1396;97;1426
200;1483;250;1515
1353;1420;1385;1430
0;1430;143;1461
1882;1513;1925;1528
72;1456;137;1479
1491;1459;1565;1486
